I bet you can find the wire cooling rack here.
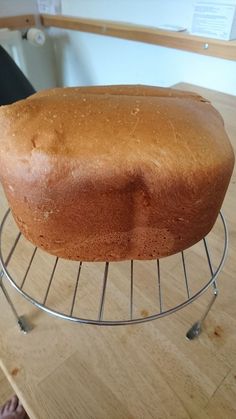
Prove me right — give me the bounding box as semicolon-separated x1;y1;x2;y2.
0;209;228;327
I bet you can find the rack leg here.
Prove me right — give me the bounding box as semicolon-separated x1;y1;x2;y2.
186;281;218;340
0;272;31;333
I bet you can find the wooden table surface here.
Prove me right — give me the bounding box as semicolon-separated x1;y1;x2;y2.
0;83;235;419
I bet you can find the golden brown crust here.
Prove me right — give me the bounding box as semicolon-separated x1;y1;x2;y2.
0;85;234;261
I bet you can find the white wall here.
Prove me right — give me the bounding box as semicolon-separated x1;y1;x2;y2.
0;0;38;15
1;0;235;94
62;0;193;28
0;0;58;91
20;36;58;90
49;0;236;95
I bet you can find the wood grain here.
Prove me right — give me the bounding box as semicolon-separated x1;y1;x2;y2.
1;14;236;61
40;14;236;61
0;14;35;29
0;84;235;419
0;368;13;406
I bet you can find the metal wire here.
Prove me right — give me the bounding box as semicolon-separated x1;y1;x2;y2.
5;231;21;267
203;238;214;276
43;257;58;305
98;262;109;321
130;260;134;319
203;237;218;292
181;251;190;299
20;247;37;289
156;260;162;313
0;210;228;326
70;261;82;316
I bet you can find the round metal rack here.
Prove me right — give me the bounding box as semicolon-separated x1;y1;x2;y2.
0;209;228;338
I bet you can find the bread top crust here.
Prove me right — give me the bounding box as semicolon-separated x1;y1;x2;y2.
0;85;234;188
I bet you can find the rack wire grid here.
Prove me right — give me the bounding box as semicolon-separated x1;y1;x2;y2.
0;209;228;326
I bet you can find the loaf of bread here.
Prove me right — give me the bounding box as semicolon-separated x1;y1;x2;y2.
0;85;234;261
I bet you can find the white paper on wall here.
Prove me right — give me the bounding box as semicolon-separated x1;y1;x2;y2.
37;0;61;14
191;1;236;40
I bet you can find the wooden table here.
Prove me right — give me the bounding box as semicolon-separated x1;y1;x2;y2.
0;83;235;419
